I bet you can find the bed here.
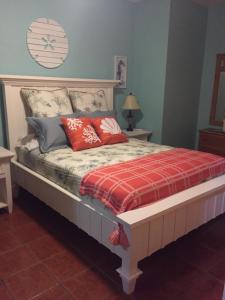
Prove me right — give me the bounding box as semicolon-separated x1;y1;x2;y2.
1;74;225;294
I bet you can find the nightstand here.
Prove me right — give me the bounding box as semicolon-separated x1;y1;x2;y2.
123;129;152;141
0;147;14;213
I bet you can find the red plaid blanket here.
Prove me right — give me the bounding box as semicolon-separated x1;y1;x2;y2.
80;148;225;215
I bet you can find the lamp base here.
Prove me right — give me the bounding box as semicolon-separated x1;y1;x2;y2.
127;110;133;131
127;124;133;131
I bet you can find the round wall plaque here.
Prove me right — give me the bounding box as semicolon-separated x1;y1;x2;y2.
27;18;69;68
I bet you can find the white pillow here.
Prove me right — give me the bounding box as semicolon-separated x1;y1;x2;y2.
69;90;108;112
21;88;73;117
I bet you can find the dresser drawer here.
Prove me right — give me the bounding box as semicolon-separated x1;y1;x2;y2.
199;133;225;147
199;145;225;157
198;129;225;157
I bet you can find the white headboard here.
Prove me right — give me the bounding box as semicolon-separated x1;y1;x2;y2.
0;75;119;153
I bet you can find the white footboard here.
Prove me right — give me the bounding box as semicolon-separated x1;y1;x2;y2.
116;174;225;293
12;161;225;294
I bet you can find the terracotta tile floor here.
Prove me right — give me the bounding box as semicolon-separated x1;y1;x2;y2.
0;189;225;300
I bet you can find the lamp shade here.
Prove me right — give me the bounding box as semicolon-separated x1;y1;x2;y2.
123;93;140;110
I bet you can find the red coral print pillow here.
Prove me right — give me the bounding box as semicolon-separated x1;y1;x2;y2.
61;117;102;151
91;117;128;145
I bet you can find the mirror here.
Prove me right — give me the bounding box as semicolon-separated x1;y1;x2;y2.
210;53;225;126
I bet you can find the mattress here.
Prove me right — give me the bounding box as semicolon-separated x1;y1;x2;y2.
17;138;172;197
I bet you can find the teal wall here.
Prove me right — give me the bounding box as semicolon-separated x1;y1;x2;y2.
132;0;171;143
0;0;135;77
0;0;135;146
162;0;207;148
197;4;225;134
0;0;214;148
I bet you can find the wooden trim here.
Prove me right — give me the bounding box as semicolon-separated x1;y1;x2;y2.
0;74;119;88
210;53;225;126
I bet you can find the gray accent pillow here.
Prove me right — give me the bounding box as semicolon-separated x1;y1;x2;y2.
27;112;80;153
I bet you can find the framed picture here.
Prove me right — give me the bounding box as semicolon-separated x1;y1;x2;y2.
114;56;127;88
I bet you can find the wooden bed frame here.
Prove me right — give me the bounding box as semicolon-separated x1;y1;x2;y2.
1;74;225;294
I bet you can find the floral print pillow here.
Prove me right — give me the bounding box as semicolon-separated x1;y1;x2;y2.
61;117;102;151
69;90;109;112
21;88;73;117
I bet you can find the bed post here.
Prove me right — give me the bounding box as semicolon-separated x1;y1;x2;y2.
117;256;142;294
115;221;149;294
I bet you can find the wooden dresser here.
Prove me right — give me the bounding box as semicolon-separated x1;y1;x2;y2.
198;128;225;157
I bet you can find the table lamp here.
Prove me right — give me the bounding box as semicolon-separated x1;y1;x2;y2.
123;93;140;131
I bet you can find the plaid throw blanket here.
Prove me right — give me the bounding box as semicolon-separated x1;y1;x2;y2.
80;148;225;215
